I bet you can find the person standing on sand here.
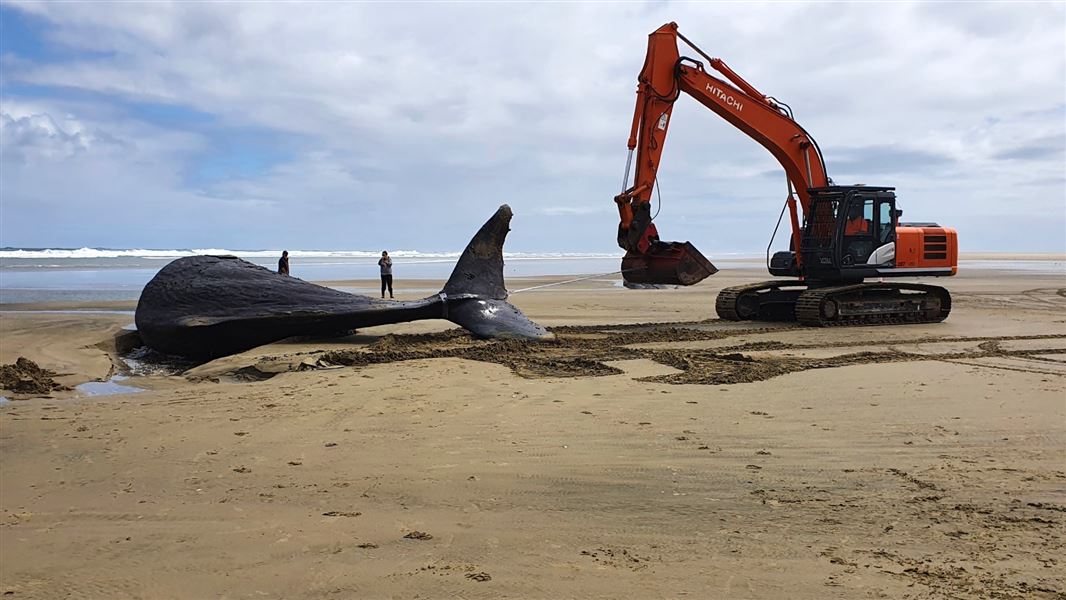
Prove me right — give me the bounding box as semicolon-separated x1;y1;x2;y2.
278;250;290;276
378;250;393;299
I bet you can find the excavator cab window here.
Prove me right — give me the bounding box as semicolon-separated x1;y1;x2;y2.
867;197;897;266
841;197;875;265
802;198;839;250
876;200;895;246
799;191;844;275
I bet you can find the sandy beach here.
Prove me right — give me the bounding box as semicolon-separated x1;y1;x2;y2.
1;261;1064;599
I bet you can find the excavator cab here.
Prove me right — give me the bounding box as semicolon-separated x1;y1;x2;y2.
800;186;898;281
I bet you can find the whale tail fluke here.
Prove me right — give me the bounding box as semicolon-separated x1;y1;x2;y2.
442;204;512;300
440;204;552;341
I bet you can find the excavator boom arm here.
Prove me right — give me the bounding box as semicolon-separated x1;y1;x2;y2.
675;65;830;205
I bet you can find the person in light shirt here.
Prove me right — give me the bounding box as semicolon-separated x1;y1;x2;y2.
378;251;393;299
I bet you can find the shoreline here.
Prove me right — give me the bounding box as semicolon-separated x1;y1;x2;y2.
2;254;1063;313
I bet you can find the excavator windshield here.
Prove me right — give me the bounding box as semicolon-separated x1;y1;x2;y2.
802;194;841;251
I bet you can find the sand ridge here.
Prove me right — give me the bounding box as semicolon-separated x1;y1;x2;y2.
186;323;1066;387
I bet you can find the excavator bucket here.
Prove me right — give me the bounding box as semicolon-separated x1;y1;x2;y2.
621;241;718;286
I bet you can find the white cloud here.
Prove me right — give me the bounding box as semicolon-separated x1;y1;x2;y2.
1;1;1063;252
1;112;92;159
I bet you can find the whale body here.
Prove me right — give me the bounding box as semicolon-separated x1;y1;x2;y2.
134;205;551;359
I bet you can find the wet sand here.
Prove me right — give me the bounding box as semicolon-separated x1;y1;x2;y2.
1;262;1064;599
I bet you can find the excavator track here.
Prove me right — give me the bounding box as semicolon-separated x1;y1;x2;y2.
716;280;805;322
718;281;952;326
795;283;951;327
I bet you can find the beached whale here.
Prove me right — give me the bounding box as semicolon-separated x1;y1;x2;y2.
135;205;552;359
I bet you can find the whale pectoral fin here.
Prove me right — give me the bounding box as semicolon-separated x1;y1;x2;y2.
447;298;553;341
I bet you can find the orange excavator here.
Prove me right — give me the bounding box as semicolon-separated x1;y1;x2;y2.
614;22;957;326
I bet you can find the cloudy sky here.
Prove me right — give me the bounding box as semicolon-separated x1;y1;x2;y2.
1;1;1063;253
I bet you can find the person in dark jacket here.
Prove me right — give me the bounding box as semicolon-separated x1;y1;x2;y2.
378;250;393;298
278;250;290;276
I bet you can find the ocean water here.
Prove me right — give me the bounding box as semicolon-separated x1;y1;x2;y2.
0;248;1060;305
0;248;640;304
